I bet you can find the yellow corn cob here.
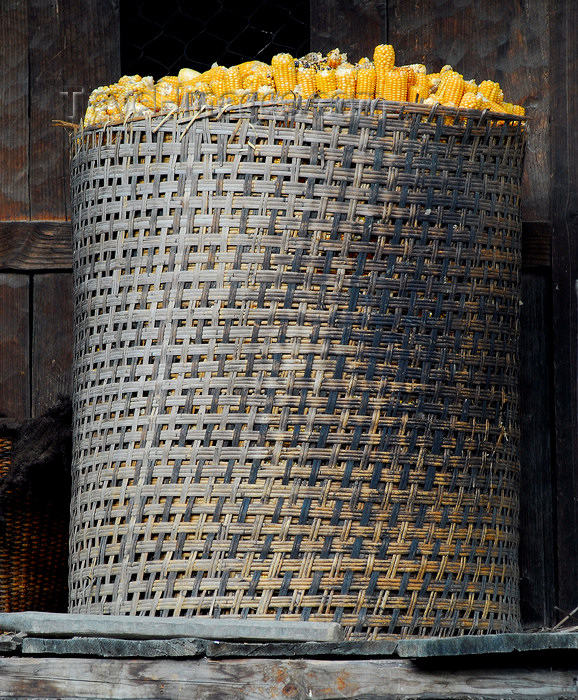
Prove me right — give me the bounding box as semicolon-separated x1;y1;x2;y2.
355;60;376;98
478;79;502;103
315;67;337;97
483;98;507;113
373;44;395;72
177;68;201;87
104;95;124;120
335;63;356;98
436;70;465;107
243;63;274;92
458;91;483;110
210;78;227;99
224;66;242;93
463;79;477;94
408;72;430;102
156;76;179;109
296;65;317;98
381;69;408;102
326;48;347;68
191;66;227;93
271;53;297;94
237;60;264;80
502;102;525;116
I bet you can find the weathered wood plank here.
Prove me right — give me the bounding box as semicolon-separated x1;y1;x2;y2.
386;0;550;223
0;612;345;643
518;271;556;629
550;0;578;624
0;633;23;653
204;639;398;659
522;222;551;270
0;221;72;271
28;0;68;220
31;273;74;417
0;274;30;419
22;636;206;658
397;632;578;658
0;656;575;699
0;2;29;220
27;1;120;222
310;0;386;61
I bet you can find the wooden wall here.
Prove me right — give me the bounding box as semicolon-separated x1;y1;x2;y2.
0;0;120;419
0;0;575;631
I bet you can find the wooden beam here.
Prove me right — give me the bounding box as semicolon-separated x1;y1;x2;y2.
0;221;72;271
0;656;576;699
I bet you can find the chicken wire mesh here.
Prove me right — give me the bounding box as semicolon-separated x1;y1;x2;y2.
120;0;310;78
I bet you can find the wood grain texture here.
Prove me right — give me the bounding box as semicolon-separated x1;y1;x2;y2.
0;2;30;220
0;221;72;271
0;656;576;699
518;271;556;629
0;274;30;420
522;222;552;270
550;0;578;621
31;273;73;416
0;612;345;643
386;0;550;223
310;0;386;60
28;0;68;220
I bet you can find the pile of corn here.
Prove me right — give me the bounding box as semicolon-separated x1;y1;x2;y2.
83;44;525;127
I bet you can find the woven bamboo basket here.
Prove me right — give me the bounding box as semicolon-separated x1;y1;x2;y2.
69;98;526;639
0;435;69;612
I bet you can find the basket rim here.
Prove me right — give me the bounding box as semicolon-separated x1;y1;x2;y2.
72;95;527;137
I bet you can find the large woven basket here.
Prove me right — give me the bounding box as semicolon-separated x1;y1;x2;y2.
69;99;526;639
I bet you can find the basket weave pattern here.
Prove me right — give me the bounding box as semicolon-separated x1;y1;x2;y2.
69;100;525;638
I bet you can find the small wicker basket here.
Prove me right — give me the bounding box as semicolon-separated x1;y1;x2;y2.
69;98;526;639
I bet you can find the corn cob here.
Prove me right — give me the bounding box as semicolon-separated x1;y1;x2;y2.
408;72;430;102
335;63;356;97
326;48;347;68
355;59;376;98
243;63;274;92
271;53;297;94
381;69;408;101
82;44;525;127
373;44;395;72
315;67;338;97
156;76;180;110
435;70;465;107
478;79;502;103
458;91;484;110
296;64;317;98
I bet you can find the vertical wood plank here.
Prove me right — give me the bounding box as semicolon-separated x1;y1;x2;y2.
310;0;386;59
31;274;74;418
28;0;121;221
550;0;578;622
518;271;556;628
0;274;30;420
386;0;550;223
28;0;68;221
0;1;30;220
